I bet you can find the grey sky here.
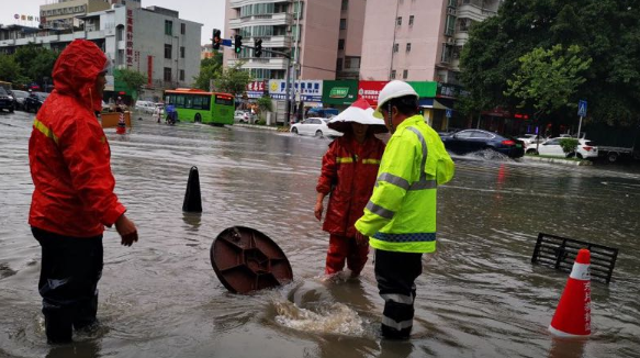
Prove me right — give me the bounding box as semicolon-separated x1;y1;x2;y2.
0;0;226;45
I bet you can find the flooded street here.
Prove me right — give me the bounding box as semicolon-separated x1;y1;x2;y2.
1;111;639;358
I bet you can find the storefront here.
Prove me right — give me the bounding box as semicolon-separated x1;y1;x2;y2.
321;80;358;108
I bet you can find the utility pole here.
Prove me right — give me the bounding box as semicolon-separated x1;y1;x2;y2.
289;0;302;124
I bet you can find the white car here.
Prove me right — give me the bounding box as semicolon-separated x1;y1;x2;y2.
135;100;156;114
526;137;598;159
290;117;343;137
234;110;250;123
517;134;545;147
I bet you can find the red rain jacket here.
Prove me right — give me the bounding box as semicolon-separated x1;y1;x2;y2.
317;134;385;237
29;40;126;238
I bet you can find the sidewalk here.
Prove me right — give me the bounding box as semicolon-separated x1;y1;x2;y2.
521;155;593;166
233;123;279;131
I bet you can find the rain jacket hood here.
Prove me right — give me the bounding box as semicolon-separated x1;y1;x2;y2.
52;39;107;113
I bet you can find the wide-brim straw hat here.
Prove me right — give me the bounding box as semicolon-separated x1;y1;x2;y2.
327;98;388;134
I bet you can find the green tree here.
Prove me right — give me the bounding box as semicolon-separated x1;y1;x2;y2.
0;55;22;83
213;62;252;95
12;44;60;88
114;68;147;103
193;52;223;91
257;96;273;113
560;138;579;155
504;45;592;121
460;0;640;126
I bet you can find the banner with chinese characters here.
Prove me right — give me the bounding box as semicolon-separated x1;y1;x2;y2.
246;81;267;99
268;80;323;102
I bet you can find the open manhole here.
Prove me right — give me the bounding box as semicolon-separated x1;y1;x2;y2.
210;226;293;294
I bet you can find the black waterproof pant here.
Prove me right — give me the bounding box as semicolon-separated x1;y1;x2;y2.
32;227;103;343
374;249;423;339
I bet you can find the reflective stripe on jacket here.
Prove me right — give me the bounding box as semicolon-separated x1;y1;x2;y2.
29;40;126;238
354;115;455;253
317;134;385;237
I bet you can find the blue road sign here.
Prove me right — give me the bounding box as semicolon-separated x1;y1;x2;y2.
446;109;453;118
222;39;232;47
578;100;587;117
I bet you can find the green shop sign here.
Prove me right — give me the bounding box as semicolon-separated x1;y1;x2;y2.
322;80;358;105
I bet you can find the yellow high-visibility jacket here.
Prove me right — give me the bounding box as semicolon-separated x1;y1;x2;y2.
354;115;455;253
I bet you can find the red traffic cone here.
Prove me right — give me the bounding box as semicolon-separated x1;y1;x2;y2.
549;248;592;337
116;112;126;134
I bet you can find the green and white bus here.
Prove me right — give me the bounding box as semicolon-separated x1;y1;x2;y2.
164;88;234;125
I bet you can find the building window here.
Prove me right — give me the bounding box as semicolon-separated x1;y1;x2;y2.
390;70;396;79
181;23;186;35
340;19;347;30
409;15;414;26
403;69;408;79
164;67;172;81
338;39;345;50
445;15;455;36
341;0;348;11
293;1;304;20
180;70;185;81
393;43;399;52
337;58;343;71
396;17;402;26
165;20;173;36
406;43;411;52
164;44;172;59
345;56;360;70
180;46;185;58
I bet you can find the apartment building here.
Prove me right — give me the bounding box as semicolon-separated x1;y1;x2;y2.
359;0;502;83
223;0;366;81
39;0;140;30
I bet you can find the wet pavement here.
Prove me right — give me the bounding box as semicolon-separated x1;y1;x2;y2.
0;110;639;358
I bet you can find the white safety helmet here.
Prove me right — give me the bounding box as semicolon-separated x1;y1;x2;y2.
373;80;419;118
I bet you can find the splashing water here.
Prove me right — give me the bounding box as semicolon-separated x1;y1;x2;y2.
273;300;365;336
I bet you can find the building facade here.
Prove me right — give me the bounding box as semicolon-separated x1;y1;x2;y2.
0;4;202;98
39;0;140;30
223;0;366;81
359;0;501;83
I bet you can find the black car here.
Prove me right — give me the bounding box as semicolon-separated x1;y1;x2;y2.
10;90;29;111
0;87;14;113
24;92;49;113
440;129;525;158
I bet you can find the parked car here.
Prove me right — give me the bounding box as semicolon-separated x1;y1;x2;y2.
0;87;14;112
135;100;156;114
290;117;343;137
24;92;50;113
526;137;598;159
234;110;250;123
440;129;525;158
517;134;545;147
10;90;29;111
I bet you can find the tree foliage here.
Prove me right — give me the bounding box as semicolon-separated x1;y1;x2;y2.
193;52;223;91
213;62;252;95
504;45;591;120
114;68;147;102
460;0;640;126
0;44;60;88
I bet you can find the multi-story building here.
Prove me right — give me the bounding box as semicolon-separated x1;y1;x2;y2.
0;4;202;98
359;0;502;83
223;0;366;81
39;0;140;30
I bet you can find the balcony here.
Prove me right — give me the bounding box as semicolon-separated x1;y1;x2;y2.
229;12;291;29
457;3;496;22
245;35;291;48
230;0;289;9
453;31;469;46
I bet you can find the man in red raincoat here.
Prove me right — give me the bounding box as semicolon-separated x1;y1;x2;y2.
29;39;138;344
315;99;386;278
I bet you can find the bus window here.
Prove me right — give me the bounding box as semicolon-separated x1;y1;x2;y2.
193;95;203;110
202;95;211;110
185;96;193;109
214;94;233;106
176;94;185;108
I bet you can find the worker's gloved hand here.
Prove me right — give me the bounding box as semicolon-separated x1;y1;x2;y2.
355;231;369;246
314;201;324;221
115;214;138;247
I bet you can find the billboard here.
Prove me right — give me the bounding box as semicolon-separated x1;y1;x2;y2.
268;80;323;102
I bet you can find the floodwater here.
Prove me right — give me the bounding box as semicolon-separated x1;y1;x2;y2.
0;111;639;358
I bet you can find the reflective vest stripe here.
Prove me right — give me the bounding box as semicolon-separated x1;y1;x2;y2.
382;316;413;331
366;201;395;219
373;232;436;243
378;172;410;190
336;157;354;164
381;293;414;305
407;127;428;181
410;179;437;190
362;159;381;164
33;118;58;145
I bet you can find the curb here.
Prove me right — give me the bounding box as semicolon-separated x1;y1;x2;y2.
233;123;279;131
523;156;593;166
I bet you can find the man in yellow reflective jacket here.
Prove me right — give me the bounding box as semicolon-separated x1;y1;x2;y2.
355;80;455;339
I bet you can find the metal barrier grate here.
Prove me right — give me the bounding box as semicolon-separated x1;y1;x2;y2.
531;233;618;284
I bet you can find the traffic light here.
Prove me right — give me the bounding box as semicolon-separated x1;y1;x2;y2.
212;28;221;50
255;39;262;58
234;34;242;54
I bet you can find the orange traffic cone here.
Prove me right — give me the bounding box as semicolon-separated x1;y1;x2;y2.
549;248;591;337
116;112;126;135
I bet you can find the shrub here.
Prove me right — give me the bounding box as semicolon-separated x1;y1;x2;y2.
560;138;579;155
